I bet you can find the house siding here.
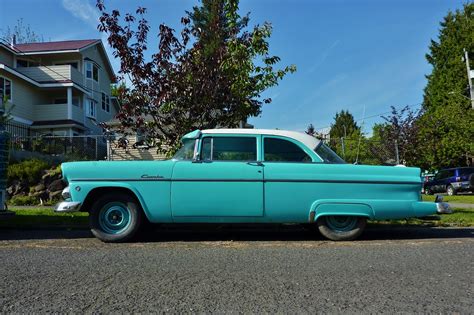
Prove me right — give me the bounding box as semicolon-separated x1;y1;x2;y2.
81;45;115;134
109;135;167;161
0;71;46;122
0;47;14;67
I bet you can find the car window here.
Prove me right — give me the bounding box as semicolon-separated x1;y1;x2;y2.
458;168;474;176
264;137;312;162
172;139;196;160
201;137;257;161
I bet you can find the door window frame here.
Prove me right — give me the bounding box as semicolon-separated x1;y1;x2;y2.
261;135;320;163
197;134;261;162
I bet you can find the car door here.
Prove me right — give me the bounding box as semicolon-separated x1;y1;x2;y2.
171;135;264;217
261;136;319;222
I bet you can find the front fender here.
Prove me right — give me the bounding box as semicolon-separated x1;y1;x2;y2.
309;199;375;222
68;181;151;220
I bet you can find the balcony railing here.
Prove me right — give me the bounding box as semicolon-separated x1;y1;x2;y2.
16;65;84;85
33;103;84;123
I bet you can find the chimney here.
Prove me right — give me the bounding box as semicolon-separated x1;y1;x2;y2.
10;35;16;47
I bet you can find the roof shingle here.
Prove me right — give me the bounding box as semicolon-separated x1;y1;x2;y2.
14;39;99;53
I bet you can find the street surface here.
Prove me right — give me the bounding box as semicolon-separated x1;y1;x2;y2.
0;225;473;313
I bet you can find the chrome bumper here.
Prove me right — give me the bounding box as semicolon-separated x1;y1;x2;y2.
54;201;82;213
435;195;452;214
436;202;452;214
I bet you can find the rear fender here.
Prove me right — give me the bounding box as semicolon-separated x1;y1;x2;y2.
308;199;375;223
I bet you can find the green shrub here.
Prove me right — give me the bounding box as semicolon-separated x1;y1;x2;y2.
8;195;38;206
8;159;50;184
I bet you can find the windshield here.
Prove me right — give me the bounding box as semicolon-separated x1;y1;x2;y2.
173;140;196;160
314;142;346;164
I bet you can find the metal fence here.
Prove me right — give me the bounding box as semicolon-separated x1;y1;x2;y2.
4;120;38;138
9;135;109;161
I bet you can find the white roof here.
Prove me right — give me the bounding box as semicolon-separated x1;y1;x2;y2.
201;128;321;149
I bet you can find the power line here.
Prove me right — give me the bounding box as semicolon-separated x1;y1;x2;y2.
313;102;423;132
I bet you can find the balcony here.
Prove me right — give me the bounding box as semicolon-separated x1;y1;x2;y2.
16;65;84;85
33;103;84;124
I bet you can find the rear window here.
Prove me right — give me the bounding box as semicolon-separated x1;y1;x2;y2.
458;168;474;176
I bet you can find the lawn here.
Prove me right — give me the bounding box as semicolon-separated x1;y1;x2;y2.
0;208;88;229
422;194;474;204
1;206;473;229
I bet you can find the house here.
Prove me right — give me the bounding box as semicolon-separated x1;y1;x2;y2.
0;39;118;137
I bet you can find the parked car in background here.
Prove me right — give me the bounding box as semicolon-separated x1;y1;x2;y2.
55;129;451;242
421;173;436;194
424;167;474;195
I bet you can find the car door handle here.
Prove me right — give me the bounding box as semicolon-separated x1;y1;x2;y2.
247;161;264;166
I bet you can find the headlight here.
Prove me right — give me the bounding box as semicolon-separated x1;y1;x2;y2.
61;186;71;199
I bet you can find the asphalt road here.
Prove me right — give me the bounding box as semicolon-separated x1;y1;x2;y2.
0;225;473;313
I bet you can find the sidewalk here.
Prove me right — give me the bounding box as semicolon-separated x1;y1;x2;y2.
450;203;474;209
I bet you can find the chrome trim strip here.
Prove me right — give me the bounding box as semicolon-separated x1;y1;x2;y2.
70;178;420;185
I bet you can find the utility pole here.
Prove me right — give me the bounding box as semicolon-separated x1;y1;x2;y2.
463;48;474;109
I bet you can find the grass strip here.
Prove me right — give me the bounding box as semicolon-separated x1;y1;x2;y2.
1;207;473;230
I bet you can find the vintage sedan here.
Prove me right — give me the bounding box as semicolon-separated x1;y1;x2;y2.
55;129;451;242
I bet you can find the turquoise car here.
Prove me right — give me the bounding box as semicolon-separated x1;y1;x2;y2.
55;129;452;242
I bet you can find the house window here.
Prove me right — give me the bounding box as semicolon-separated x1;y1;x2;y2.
0;77;12;101
101;92;110;112
17;59;29;67
85;62;99;82
86;99;97;118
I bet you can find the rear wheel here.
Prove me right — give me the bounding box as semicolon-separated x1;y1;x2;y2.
89;193;142;242
447;185;456;196
317;216;366;241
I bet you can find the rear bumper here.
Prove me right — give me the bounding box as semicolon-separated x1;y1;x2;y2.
54;201;82;213
436;202;452;214
412;198;452;217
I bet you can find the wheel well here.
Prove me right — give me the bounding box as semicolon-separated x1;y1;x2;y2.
80;187;141;213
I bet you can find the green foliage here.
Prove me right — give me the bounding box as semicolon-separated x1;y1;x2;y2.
328;110;363;163
418;3;474;169
0;97;14;126
7;159;49;184
97;0;295;153
8;195;38;206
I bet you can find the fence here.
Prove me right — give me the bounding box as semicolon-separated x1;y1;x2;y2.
5;120;38;138
9;135;109;161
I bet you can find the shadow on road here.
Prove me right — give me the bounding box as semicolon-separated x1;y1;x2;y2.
1;224;473;242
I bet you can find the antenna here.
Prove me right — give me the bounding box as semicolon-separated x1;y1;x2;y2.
355;105;366;164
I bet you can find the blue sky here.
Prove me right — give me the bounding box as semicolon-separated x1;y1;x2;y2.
0;0;466;133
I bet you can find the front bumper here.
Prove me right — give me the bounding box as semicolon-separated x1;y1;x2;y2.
54;201;82;213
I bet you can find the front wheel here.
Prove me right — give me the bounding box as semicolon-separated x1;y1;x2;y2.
317;216;367;241
89;193;143;242
446;185;456;196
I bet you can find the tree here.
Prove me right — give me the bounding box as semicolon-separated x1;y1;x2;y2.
97;0;295;153
0;19;44;44
373;106;421;166
418;3;474;169
327;110;363;162
329;110;360;140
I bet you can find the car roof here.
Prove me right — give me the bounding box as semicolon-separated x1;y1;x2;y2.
200;128;321;149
